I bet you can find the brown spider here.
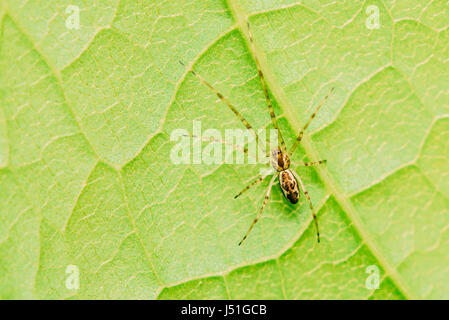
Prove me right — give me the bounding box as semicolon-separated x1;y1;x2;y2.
180;22;333;245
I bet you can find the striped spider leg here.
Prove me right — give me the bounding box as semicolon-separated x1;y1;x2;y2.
179;60;270;160
182;134;249;154
184;133;272;167
246;21;287;155
288;87;334;157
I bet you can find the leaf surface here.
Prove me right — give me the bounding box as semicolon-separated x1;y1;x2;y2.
0;0;448;299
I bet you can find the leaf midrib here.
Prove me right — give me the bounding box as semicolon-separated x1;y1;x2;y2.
226;0;415;300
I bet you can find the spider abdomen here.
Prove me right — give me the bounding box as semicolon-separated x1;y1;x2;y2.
279;169;300;204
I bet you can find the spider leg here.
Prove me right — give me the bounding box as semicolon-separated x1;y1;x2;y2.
183;134;249;154
301;159;327;167
291;170;320;243
179;60;270;158
289;87;334;157
291;159;327;167
246;22;287;153
238;173;278;246
290;159;327;169
234;169;273;199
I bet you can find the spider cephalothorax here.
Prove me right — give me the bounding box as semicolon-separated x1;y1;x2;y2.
270;147;290;171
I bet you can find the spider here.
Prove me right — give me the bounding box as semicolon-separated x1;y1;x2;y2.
180;22;333;246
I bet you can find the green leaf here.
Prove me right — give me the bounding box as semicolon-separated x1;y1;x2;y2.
0;0;448;299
